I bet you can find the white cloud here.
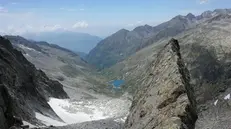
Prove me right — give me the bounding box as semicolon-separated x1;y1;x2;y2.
0;11;90;35
199;0;209;4
0;12;68;35
79;8;85;11
72;21;88;28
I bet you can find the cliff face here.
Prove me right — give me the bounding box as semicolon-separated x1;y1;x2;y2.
0;36;68;129
125;39;197;129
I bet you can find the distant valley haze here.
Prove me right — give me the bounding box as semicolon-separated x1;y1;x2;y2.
0;0;231;53
22;31;102;53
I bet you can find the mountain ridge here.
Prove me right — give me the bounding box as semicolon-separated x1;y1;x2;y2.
87;8;231;69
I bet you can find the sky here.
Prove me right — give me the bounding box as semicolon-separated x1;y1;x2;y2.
0;0;230;37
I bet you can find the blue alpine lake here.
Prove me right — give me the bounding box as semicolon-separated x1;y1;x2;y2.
110;80;125;88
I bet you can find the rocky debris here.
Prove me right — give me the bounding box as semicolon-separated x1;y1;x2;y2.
195;88;231;129
40;118;124;129
124;39;197;129
0;36;69;128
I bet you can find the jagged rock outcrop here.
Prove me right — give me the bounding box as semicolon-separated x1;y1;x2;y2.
125;39;197;129
0;36;69;128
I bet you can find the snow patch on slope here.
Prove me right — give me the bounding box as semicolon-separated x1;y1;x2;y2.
35;94;131;126
224;94;230;100
48;98;106;124
18;44;37;52
23;121;38;128
214;99;218;106
46;95;131;125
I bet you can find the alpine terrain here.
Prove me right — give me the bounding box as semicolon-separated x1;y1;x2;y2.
1;5;231;129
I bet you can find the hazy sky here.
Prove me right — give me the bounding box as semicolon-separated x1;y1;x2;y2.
0;0;230;37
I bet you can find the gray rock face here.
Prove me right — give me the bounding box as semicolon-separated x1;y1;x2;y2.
0;85;14;129
195;89;231;129
0;36;69;128
125;39;197;129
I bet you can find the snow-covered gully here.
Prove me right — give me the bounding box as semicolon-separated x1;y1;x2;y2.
28;95;131;128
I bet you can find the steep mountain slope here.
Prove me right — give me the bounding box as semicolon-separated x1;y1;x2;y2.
0;36;68;129
105;10;231;128
104;9;231;93
125;39;197;129
87;11;211;69
23;31;102;53
4;35;111;99
75;51;87;59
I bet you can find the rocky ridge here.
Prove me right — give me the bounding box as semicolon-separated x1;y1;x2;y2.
87;9;231;69
125;39;197;129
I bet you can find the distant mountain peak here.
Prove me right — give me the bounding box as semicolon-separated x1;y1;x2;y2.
144;24;152;27
172;15;185;20
118;28;129;33
133;24;152;31
213;8;231;14
186;13;196;20
87;8;231;69
109;29;129;38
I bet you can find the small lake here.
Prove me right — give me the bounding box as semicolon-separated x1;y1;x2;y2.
110;80;125;88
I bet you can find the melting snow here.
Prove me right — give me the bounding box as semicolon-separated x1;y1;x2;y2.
18;44;41;54
114;116;127;123
18;45;37;51
23;53;32;58
35;112;66;126
47;96;131;125
48;98;106;124
214;99;218;106
224;94;230;100
35;96;130;126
